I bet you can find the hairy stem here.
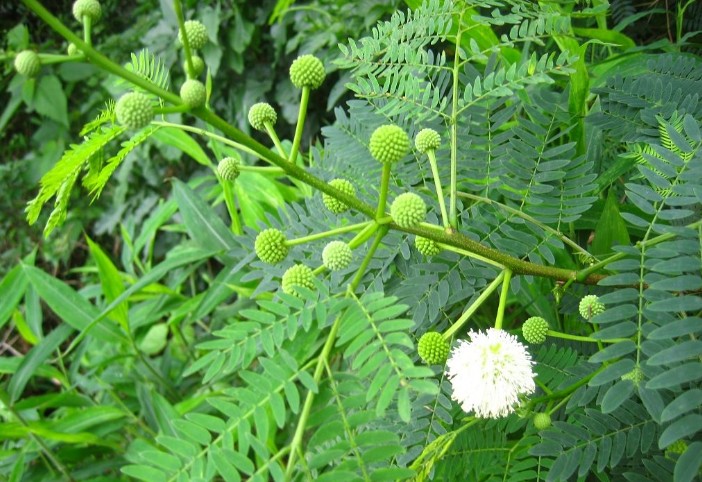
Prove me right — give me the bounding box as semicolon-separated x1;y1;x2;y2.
173;0;195;81
494;269;512;330
221;181;242;235
546;329;630;344
427;149;450;228
443;271;506;340
449;26;463;229
264;122;286;158
376;163;392;220
289;86;310;166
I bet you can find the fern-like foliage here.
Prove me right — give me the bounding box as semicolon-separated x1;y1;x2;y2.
117;48;170;91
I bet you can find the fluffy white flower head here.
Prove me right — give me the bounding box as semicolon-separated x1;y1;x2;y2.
446;328;536;418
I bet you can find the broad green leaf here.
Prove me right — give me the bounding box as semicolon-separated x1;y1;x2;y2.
591;190;631;256
121;465;167;482
138;323;169;355
87;236;129;330
661;390;702;423
152;126;211;166
601;380;635;413
7;324;73;403
22;265;124;342
173;179;236;251
34;75;68;126
65;246;217;351
674;442;702;482
0;264;28;330
658;414;702;449
647;362;702;389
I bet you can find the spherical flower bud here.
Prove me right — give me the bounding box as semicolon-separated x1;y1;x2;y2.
415;128;441;153
178;20;208;50
248;103;277;131
533;412;552;430
72;0;101;24
217;157;240;181
621;366;644;386
369;124;409;164
322;179;355;214
282;264;315;297
183;55;205;78
254;228;288;264
579;295;605;319
322;241;352;271
447;328;536;419
289;54;325;90
14;50;41;77
180;79;206;108
418;332;450;365
415;236;440;257
390;192;426;228
67;43;80;56
665;440;688;457
115;92;153;130
522;317;549;344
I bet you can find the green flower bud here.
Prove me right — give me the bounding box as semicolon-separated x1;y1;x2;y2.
522;316;549;344
579;295;605;319
418;332;450;365
322;241;352;271
217;157;240;181
665;440;688;457
533;412;552;430
67;43;80;56
289;54;325;89
180;79;206;108
13;50;41;77
390;193;426;228
282;264;315;297
369;124;409;164
72;0;101;24
184;55;205;78
255;229;288;264
415;128;441;153
248;102;277;131
115;92;153;130
323;179;355;214
415;236;440;257
178;20;208;50
621;366;644;386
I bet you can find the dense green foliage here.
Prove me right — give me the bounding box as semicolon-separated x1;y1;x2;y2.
1;0;701;481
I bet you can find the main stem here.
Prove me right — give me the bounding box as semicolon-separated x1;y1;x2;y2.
289;87;310;166
21;0;633;287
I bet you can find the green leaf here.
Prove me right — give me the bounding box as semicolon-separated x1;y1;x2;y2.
591;190;631;256
658;414;702;449
7;324;73;403
152;127;211;166
661;390;702;423
87;236;129;330
22;265;124;342
601;380;634;413
674;442;702;482
34;75;68;126
0;264;28;330
648;340;702;366
138;323;169;355
647;363;702;389
173;179;237;251
121;465;167;482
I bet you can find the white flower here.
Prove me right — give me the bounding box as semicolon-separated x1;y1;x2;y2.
446;328;536;419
